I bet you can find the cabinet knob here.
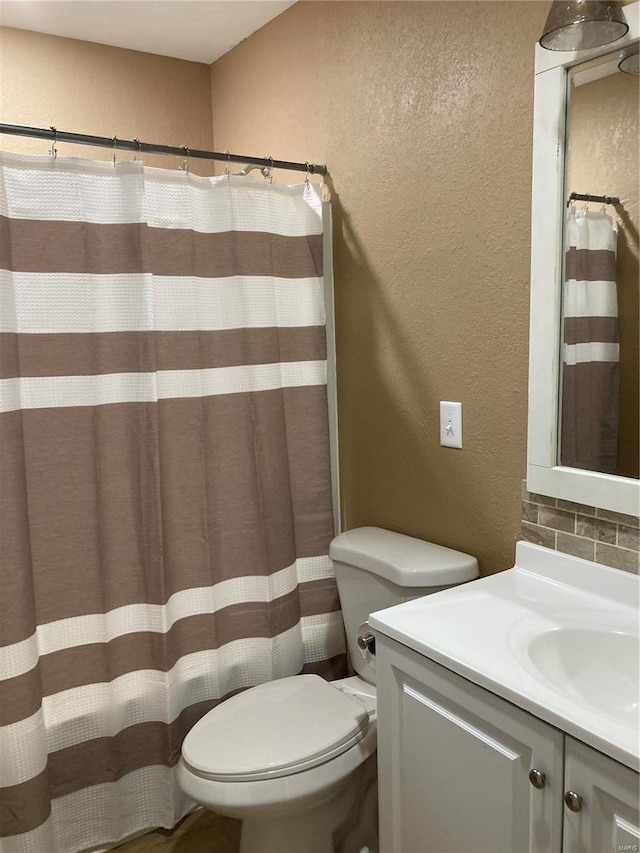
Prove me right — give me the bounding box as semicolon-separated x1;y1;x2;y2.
528;769;546;789
564;791;583;812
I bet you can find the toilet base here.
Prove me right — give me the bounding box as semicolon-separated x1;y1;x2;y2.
238;753;378;853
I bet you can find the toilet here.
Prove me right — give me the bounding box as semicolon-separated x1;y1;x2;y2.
177;526;479;853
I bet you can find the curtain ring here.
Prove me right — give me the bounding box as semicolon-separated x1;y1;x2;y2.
112;136;118;167
305;161;311;186
179;144;189;174
224;150;231;179
49;126;57;159
263;155;274;183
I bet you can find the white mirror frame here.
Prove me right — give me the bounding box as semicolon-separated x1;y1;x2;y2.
527;1;640;516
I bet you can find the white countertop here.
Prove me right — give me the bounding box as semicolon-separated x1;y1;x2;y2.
369;542;640;772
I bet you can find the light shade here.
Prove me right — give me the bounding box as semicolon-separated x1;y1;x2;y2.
540;1;629;51
618;47;640;73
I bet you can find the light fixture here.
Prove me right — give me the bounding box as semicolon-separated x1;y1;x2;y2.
539;1;629;51
618;46;640;73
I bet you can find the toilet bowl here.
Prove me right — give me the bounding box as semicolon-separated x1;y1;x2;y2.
178;527;479;853
177;675;377;853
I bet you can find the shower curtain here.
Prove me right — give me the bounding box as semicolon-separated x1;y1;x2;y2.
561;206;620;473
0;151;346;853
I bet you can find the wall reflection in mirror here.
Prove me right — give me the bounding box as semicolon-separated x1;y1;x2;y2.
561;49;639;480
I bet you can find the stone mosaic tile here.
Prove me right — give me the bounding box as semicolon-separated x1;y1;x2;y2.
521;482;639;575
531;494;558;507
538;506;576;534
595;543;640;575
556;532;595;562
596;508;640;529
521;500;539;524
618;524;640;551
576;515;617;544
521;521;556;549
557;499;598;516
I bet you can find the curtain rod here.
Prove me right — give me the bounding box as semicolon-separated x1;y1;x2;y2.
567;191;620;207
0;122;328;176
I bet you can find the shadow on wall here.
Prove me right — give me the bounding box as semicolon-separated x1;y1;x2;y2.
325;176;524;574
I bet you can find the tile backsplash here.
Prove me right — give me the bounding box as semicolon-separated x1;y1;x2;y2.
521;481;640;574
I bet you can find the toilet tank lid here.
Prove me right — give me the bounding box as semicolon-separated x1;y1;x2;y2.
329;527;479;586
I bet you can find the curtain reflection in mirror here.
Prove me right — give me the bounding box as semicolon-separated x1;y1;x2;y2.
561;206;619;473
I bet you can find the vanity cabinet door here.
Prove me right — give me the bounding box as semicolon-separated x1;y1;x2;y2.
563;737;640;853
377;636;564;853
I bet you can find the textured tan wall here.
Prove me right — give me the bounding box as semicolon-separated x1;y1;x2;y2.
211;0;549;575
0;27;213;174
567;71;640;480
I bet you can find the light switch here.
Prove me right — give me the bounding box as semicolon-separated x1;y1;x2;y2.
440;401;463;449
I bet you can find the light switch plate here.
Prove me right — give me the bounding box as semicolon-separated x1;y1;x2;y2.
440;401;463;449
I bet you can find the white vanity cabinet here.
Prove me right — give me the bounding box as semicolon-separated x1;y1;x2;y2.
563;738;640;853
376;635;640;853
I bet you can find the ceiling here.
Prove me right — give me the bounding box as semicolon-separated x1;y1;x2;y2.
0;0;296;64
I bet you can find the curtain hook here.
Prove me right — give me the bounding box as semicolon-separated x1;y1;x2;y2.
304;162;311;186
112;136;118;167
263;155;274;183
224;150;231;179
131;138;141;162
49;126;57;159
179;144;189;174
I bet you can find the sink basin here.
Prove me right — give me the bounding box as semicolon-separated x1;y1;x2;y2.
528;628;639;724
370;542;640;770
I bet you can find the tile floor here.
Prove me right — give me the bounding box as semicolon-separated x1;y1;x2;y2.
114;810;241;853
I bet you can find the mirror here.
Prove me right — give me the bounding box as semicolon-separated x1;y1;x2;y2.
527;1;640;516
560;52;639;480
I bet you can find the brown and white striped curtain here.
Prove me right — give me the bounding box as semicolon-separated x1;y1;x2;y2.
0;151;346;853
561;206;620;473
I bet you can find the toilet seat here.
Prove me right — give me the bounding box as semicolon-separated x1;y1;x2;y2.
181;674;370;782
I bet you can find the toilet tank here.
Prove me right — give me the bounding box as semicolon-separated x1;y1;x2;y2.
329;527;479;685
